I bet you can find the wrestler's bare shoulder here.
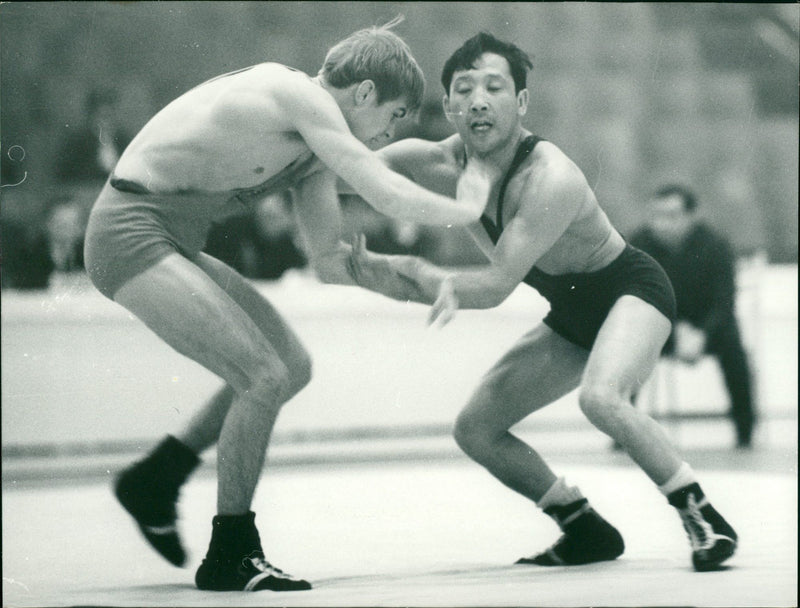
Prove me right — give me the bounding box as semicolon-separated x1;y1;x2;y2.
506;139;591;210
114;63;327;192
129;63;314;142
380;135;461;192
205;63;325;129
519;140;583;186
386;134;458;162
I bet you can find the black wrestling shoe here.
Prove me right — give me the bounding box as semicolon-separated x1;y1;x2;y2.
195;511;311;592
668;483;738;571
195;549;312;592
516;499;625;566
114;436;199;567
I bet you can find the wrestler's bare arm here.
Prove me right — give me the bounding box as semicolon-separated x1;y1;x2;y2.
353;147;589;309
290;166;429;299
375;137;448;177
275;78;489;226
290;168;357;286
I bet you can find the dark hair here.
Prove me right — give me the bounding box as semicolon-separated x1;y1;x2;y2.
441;32;533;94
654;184;698;212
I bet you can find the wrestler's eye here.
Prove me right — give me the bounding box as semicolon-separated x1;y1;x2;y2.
393;108;407;120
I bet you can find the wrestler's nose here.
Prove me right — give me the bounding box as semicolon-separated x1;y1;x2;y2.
470;90;489;113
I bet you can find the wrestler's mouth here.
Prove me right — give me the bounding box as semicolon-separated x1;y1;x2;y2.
470;118;494;133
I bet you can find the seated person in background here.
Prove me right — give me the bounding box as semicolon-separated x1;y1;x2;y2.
630;185;757;449
204;193;307;280
0;215;54;290
45;198;87;273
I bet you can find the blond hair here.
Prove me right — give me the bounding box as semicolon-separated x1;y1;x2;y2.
319;16;425;111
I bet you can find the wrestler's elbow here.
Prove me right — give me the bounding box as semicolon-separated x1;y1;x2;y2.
459;200;485;224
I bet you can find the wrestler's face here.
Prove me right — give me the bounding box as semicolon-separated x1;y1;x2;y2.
349;83;410;149
443;52;528;155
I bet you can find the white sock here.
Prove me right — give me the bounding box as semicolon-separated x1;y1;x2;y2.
658;462;697;497
537;477;584;510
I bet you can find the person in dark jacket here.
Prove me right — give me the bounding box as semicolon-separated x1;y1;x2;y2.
630;185;756;448
0;216;54;289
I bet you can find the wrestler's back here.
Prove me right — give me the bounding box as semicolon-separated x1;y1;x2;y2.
114;63;316;193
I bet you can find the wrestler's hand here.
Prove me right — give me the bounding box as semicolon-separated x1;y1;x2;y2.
674;321;706;364
428;275;458;328
348;234;422;300
348;233;383;285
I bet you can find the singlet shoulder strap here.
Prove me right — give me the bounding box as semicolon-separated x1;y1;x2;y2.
496;135;545;229
186;65;258;94
189;64;302;93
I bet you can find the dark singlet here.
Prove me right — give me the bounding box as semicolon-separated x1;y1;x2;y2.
478;135;562;300
477;135;677;349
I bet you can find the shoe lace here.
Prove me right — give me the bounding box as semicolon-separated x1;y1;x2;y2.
679;494;714;551
242;552;297;580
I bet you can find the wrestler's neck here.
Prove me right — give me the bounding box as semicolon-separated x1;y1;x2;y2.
313;74;359;116
461;127;530;176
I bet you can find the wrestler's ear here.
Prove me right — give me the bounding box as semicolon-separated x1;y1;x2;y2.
442;94;454;124
517;88;529;117
355;80;376;106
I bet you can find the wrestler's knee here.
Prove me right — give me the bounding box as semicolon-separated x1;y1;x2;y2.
284;347;313;401
453;411;482;459
453;404;496;461
578;382;627;430
240;355;293;407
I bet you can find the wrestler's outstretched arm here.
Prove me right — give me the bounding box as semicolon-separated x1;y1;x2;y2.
350;156;588;323
276;78;491;226
290;167;426;301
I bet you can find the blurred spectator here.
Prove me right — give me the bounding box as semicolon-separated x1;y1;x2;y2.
45;198;86;273
630;185;757;448
0;215;54;290
366;219;441;258
203;193;307;280
55;88;130;185
46;87;130;278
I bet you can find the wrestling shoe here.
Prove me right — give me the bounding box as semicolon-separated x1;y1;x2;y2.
114;435;199;567
196;549;312;592
516;499;625;566
195;512;311;591
668;483;738;571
